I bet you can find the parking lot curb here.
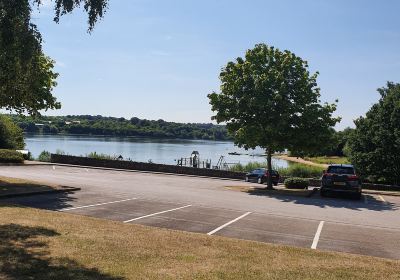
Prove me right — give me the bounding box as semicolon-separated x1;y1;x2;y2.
362;190;400;197
0;187;81;199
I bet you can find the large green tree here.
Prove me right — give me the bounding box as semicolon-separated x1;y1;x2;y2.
208;44;340;188
0;0;108;115
347;82;400;184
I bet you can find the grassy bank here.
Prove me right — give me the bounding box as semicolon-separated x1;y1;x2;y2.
230;162;324;178
0;206;399;279
304;156;350;165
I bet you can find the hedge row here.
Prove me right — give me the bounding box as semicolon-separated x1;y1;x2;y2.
0;149;24;163
284;177;309;189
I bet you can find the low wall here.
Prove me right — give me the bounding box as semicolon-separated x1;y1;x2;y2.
50;154;246;180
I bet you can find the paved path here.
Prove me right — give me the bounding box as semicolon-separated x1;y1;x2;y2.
1;165;399;260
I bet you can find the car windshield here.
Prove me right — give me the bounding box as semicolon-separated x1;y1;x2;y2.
327;166;355;175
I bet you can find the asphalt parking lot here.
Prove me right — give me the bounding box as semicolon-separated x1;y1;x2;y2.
1;165;400;260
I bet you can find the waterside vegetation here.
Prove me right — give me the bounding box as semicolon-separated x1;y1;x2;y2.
229;161;324;178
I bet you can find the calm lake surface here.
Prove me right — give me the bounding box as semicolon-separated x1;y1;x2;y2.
25;134;289;168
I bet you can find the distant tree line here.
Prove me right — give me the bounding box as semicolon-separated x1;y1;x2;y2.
9;115;232;141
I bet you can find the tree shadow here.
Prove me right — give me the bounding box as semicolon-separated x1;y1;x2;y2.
0;191;79;211
0;224;124;280
246;187;398;212
0;178;58;196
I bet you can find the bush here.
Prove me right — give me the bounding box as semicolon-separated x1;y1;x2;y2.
86;152;116;160
0;115;24;149
277;163;324;178
284;177;309;189
230;162;324;178
0;149;24;163
229;162;266;172
38;150;51;162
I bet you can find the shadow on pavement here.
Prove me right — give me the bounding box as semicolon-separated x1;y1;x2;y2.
0;224;123;280
0;191;78;211
0;178;56;196
247;188;398;211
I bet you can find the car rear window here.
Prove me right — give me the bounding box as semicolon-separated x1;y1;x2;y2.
327;166;355;175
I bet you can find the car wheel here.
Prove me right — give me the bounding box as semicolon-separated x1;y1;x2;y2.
257;177;263;184
320;188;327;197
273;182;278;186
245;176;249;182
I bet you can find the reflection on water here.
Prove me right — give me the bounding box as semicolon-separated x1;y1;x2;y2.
25;134;289;168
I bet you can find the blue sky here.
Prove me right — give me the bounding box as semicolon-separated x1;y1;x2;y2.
32;0;400;129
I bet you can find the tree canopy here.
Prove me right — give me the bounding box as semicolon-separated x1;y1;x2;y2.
0;0;108;115
347;82;400;184
208;43;340;188
33;0;109;32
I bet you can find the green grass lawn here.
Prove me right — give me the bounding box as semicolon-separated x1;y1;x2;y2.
0;206;399;279
304;156;350;165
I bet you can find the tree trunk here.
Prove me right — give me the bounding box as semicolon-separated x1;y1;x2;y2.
266;147;273;189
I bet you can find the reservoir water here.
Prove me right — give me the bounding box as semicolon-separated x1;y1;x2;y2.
25;134;289;168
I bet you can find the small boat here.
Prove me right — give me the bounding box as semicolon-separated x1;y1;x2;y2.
228;152;241;155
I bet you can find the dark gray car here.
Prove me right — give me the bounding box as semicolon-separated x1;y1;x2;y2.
321;164;362;199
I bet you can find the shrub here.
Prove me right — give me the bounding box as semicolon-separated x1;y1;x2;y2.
38;150;51;162
229;162;266;172
230;162;324;178
0;149;24;163
277;163;324;178
0;115;24;149
284;177;309;189
86;152;116;160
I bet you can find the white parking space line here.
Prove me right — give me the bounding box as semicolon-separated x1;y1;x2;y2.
60;198;137;211
52;166;56;170
207;212;252;236
123;205;192;223
311;221;325;249
378;195;386;202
